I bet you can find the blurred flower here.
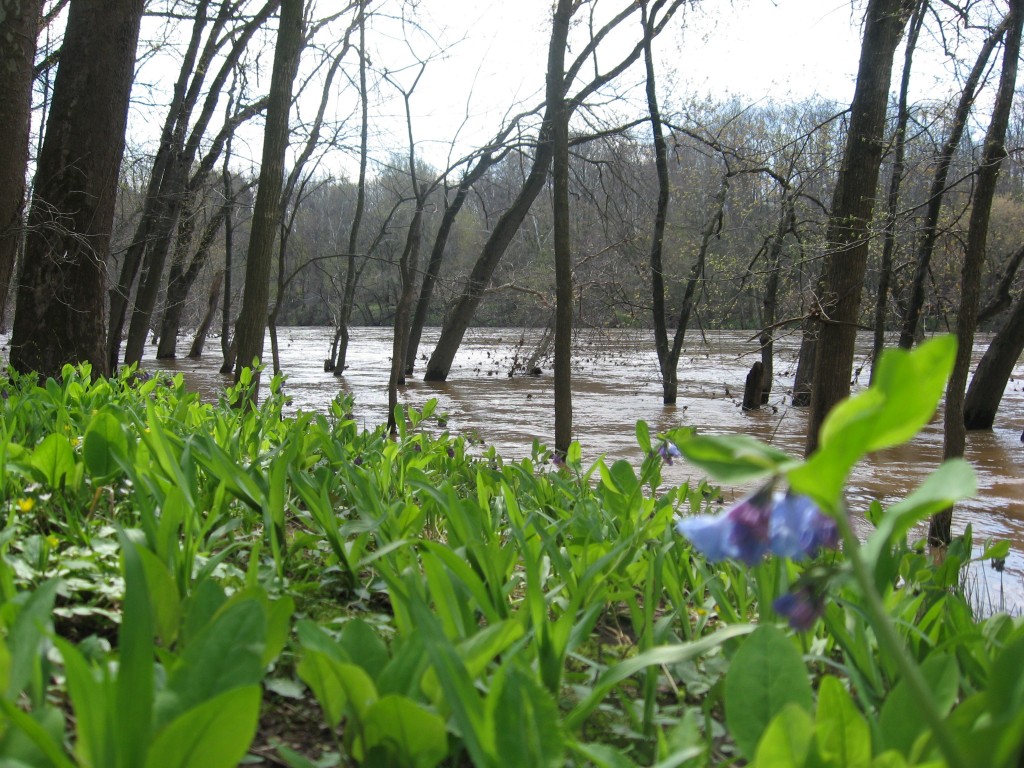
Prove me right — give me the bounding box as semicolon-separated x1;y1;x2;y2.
353;456;363;466
17;497;35;514
773;585;825;631
769;493;839;560
676;487;773;565
46;535;60;549
676;488;838;565
658;441;682;465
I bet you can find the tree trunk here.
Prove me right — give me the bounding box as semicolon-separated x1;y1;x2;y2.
188;269;224;358
804;0;915;455
405;153;500;375
551;0;573;454
333;0;368;376
10;0;143;379
963;290;1024;430
156;193;198;359
760;193;796;403
423;135;555;382
870;0;923;381
897;14;1008;350
0;0;41;330
932;0;1024;545
232;0;304;392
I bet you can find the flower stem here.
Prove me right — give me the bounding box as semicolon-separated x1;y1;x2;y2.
833;509;967;768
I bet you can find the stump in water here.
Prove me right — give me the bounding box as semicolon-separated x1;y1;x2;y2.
742;361;764;411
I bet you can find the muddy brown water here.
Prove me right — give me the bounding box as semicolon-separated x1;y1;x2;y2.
139;326;1024;613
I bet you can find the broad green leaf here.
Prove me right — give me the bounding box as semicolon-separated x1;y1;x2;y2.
487;663;565;768
339;618;390;681
116;535;155;768
678;434;797;484
135;546;182;647
29;434;76;489
5;579;58;699
724;626;813;761
0;700;73;768
361;695;448;768
144;686;261;768
55;638;110;768
865;335;956;452
879;653;959;757
420;619;524;705
296;651;378;728
155;599;266;729
635;420;652;454
753;703;813;767
82;410;127;482
816;675;871;768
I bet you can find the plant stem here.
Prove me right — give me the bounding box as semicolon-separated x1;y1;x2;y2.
834;509;968;768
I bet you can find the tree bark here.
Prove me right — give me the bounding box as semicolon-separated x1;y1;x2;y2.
870;0;923;382
963;289;1024;430
932;0;1024;545
10;0;143;379
804;0;915;455
551;0;573;454
0;0;41;330
188;269;224;358
233;0;304;392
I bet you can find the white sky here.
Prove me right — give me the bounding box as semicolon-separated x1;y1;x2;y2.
126;0;981;179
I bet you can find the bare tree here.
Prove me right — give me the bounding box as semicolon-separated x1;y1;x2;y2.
233;0;305;391
10;0;144;378
932;0;1023;545
804;0;916;454
0;0;42;329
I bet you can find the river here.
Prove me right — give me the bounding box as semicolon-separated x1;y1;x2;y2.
139;326;1024;613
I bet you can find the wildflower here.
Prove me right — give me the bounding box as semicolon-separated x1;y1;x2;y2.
676;486;773;565
768;493;839;560
773;585;825;631
17;497;35;514
658;441;682;465
46;535;60;549
676;488;838;565
446;448;455;459
353;456;363;466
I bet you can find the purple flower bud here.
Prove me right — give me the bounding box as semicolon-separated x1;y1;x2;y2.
353;455;363;466
658;441;682;465
773;585;825;631
768;493;839;560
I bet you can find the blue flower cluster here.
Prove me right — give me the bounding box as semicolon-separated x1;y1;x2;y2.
675;488;838;566
675;486;839;631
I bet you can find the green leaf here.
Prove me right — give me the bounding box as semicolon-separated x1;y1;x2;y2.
864;335;956;453
156;599;266;729
815;676;871;768
635;420;652;454
135;546;182;647
724;626;813;761
116;534;155;768
678;434;797;484
296;651;379;728
144;686;261;768
29;434;76;489
55;638;110;768
5;579;58;699
339;619;390;681
82;410;128;482
487;663;565;768
753;703;813;767
879;653;959;757
361;695;448;768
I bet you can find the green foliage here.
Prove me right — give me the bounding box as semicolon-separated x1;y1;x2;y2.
0;347;1021;767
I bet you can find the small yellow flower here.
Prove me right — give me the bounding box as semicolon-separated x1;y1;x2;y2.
46;535;60;549
17;497;35;514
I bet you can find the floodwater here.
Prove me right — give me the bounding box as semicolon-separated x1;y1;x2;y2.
144;326;1024;612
